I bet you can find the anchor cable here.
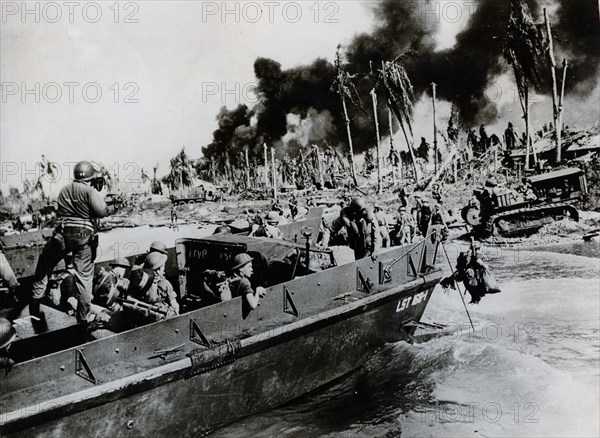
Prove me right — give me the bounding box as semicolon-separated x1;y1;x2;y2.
442;243;475;332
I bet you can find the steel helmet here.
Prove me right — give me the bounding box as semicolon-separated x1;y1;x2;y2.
213;225;232;235
230;253;252;271
149;241;168;254
349;197;367;213
144;252;168;271
109;257;131;269
265;211;280;224
0;318;16;349
73;161;97;181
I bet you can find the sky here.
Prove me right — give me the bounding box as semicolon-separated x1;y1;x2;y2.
1;1;382;191
2;1;595;193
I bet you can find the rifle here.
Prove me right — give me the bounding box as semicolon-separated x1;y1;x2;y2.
118;297;170;319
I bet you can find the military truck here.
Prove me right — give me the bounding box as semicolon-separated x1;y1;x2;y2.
462;167;587;237
170;184;222;206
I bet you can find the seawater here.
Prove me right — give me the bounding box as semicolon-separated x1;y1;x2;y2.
213;240;600;437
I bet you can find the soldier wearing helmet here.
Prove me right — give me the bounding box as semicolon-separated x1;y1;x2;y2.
132;240;169;270
320;197;381;260
139;252;179;317
227;253;266;311
249;211;283;239
29;160;116;329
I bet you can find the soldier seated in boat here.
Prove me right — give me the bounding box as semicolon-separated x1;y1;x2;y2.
140;252;179;316
132;241;168;271
92;258;131;312
227;253;266;311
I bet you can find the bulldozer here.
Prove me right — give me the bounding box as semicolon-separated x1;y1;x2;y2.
462;168;587;237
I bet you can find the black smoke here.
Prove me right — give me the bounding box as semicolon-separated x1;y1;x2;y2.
202;0;600;164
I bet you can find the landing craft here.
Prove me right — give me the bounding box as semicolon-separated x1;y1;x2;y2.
0;224;444;436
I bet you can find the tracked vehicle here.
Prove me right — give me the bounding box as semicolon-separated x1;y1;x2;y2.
462;168;587;237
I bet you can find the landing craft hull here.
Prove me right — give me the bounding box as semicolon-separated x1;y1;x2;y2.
1;237;442;436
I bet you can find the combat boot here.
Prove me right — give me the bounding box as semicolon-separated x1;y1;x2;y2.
29;299;48;334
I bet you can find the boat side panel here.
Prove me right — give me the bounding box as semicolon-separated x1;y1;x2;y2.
6;283;435;437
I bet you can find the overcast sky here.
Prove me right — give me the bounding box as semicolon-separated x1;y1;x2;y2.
2;1;594;192
1;1;380;190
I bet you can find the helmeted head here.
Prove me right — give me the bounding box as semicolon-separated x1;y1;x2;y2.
127;269;155;299
348;197;367;214
230;252;253;277
265;211;280;225
398;206;407;213
213;225;232;235
373;204;382;212
73;161;97;181
231;253;252;271
144;252;168;272
149;241;168;255
109;257;131;270
109;257;130;278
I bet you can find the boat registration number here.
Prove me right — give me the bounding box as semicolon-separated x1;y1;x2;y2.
396;290;429;312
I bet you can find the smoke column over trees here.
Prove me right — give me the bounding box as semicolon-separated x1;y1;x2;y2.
201;0;599;172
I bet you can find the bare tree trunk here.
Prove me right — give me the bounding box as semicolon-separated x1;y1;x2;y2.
388;106;398;184
544;8;561;163
370;89;382;194
244;148;251;189
264;143;269;189
271;148;277;200
558;59;568;160
341;96;359;187
316;149;324;189
431;82;438;174
525;84;531;169
397;116;420;183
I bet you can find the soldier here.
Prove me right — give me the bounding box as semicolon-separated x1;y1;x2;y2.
141;252;179;316
320;197;380;260
30;161;116;328
133;241;168;270
431;182;443;204
289;194;299;221
227;253;267;311
249;211;283;239
417;199;433;237
504;122;518;151
373;204;390;248
396;206;415;245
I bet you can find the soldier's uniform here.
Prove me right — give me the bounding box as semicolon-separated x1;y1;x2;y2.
30;161;110;324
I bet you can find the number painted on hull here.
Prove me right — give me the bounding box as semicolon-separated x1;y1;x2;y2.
396;290;430;312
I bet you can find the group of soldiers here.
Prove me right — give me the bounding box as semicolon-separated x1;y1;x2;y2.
0;159;452;341
1;161;182;335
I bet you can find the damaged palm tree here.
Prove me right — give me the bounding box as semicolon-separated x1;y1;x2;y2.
379;53;420;183
332;45;360;187
166;147;195;190
504;0;547;170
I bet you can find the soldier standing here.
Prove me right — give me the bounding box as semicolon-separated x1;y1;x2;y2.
373;205;390;248
289;194;299;221
30;161;115;328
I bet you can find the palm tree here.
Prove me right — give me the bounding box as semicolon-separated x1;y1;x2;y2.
167;147;195;190
504;0;547;169
378;53;420;182
332;45;361;187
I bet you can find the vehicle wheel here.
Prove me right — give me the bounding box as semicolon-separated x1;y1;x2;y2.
188;200;195;205
178;201;186;207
